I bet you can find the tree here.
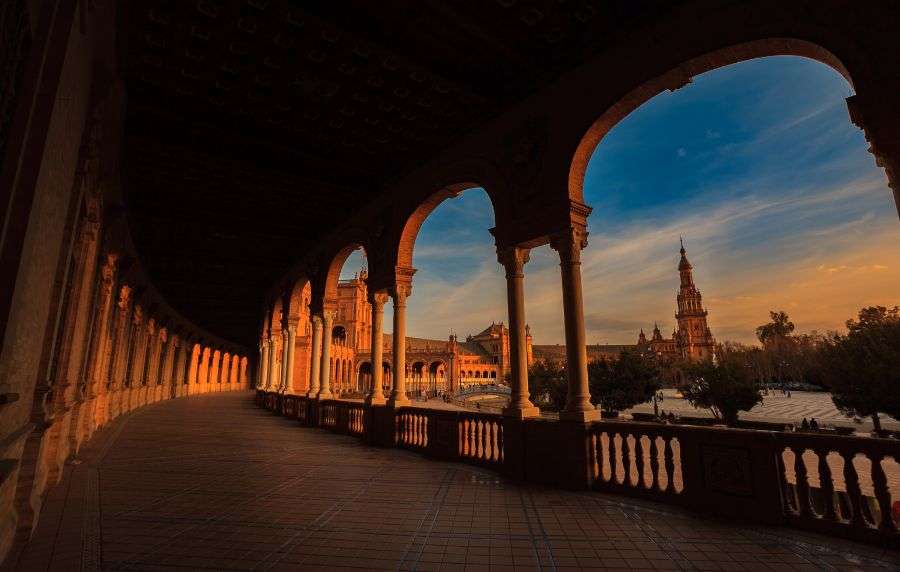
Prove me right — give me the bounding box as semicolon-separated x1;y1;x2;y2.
680;349;762;425
527;358;567;411
589;349;661;414
755;310;797;386
818;306;900;432
755;310;795;343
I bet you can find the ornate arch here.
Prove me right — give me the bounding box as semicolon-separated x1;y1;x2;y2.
566;38;856;204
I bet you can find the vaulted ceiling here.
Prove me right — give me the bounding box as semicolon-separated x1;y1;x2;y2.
120;0;676;345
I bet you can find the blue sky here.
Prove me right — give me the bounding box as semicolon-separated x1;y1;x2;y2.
342;56;899;344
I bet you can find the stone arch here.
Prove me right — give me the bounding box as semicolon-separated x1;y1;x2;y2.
287;277;312;322
395;181;500;271
567;39;856;204
315;240;369;313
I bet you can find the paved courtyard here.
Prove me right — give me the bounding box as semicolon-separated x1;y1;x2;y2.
629;390;899;431
12;392;899;571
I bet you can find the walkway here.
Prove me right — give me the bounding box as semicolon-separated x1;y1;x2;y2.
12;393;900;571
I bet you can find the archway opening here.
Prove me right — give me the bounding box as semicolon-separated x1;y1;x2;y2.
399;186;516;399
322;245;370;397
541;52;899;439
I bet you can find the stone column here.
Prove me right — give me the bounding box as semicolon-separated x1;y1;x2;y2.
284;323;297;393
318;310;335;399
388;284;411;407
847;91;900;219
258;339;269;389
82;254;118;435
267;336;278;391
497;246;540;418
550;227;599;422
53;207;101;422
366;292;388;405
307;315;322;397
279;328;290;392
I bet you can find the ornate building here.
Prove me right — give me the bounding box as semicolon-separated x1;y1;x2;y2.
278;270;533;396
638;241;716;362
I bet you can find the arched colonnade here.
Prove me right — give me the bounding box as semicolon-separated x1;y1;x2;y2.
257;32;899;420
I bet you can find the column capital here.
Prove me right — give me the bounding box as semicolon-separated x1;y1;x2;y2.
117;284;132;310
550;226;589;264
159;327;168;343
311;314;323;328
146;317;157;336
101;253;119;295
391;283;412;305
368;290;390;309
132;304;144;326
496;245;531;278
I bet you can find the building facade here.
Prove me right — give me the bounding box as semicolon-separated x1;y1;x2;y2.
278;271;533;396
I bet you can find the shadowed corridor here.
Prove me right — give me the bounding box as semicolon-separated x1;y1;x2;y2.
11;393;899;571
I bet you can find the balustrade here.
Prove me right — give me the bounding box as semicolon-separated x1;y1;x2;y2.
587;423;683;497
775;432;898;538
255;390;899;548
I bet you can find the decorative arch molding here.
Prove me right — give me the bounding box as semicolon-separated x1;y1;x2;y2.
565;38;858;204
287;277;312;323
310;233;370;315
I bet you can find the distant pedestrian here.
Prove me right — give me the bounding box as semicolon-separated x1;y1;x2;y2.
810;418;818;430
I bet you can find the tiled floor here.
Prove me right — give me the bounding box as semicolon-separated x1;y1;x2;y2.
12;393;900;571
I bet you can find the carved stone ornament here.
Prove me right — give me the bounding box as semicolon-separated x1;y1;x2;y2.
368;290;390;308
117;284;131;309
132;305;144;325
101;253;119;294
496;246;530;277
550;226;589;263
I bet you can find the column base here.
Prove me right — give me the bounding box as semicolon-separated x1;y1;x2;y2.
503;405;541;419
559;409;600;422
387;395;410;408
316;391;333;400
306;389;319;398
365;395;386;406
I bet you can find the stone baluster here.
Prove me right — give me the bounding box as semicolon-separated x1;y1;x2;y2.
870;453;895;533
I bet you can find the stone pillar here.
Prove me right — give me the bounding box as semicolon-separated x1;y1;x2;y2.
307;315;322;397
267;336;278;391
170;335;183;397
847;91;900;219
280;328;290;392
258;339;269;389
285;322;297;394
82;254;118;436
550;227;599;422
388;283;411;407
366;292;388;405
318;310;335;399
497;246;540;418
52;206;101;426
211;350;222;389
